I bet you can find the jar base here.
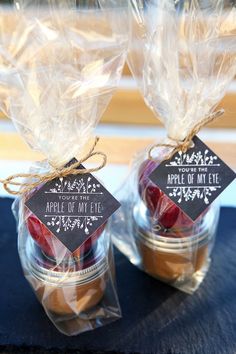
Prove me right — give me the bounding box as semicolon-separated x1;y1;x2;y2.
142;257;211;295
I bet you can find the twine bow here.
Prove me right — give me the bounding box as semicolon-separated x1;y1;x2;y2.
0;137;107;196
148;109;225;161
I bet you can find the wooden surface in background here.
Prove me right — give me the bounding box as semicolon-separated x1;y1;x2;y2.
102;89;236;128
0;61;235;127
117;65;236;128
1;88;236;128
0;133;236;168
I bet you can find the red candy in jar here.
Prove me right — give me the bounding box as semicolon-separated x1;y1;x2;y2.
138;159;195;231
26;211;106;259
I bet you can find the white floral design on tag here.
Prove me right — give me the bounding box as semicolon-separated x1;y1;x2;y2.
25;162;120;252
149;136;235;221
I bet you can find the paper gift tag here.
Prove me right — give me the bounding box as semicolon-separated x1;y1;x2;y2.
149;136;236;221
25;161;120;253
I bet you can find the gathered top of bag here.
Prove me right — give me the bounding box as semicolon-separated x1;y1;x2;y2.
0;0;128;165
128;0;236;140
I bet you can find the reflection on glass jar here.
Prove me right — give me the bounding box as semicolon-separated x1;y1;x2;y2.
24;234;112;317
133;200;219;288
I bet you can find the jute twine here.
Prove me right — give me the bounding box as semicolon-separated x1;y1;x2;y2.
0;136;107;196
148;109;224;161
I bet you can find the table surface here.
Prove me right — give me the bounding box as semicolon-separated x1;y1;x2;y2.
0;198;236;354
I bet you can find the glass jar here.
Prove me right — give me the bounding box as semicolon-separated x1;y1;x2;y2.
133;200;219;292
25;237;110;316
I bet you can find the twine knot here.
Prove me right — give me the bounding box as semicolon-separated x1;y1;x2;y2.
148;109;224;161
0;137;107;196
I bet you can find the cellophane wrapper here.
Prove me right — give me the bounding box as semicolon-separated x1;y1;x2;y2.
0;0;128;335
110;0;236;294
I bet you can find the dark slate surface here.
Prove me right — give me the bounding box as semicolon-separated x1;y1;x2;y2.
0;198;236;354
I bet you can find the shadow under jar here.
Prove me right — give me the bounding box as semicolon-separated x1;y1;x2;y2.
133;201;219;293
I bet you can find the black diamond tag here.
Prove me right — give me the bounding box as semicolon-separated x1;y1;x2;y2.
149;136;236;221
25;160;120;253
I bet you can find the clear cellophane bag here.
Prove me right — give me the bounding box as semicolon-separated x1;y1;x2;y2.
110;0;236;294
0;0;128;335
